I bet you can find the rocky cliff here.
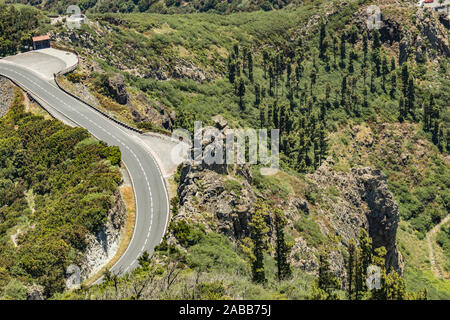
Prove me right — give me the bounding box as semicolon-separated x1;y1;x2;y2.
307;159;404;275
80;189;126;280
168;117;404;286
0;76;14;118
351;5;449;64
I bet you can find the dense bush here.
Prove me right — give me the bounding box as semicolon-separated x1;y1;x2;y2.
187;232;248;274
0;4;40;57
9;0;303;14
294;215;324;247
437;223;450;263
170;219;205;247
0;92;122;298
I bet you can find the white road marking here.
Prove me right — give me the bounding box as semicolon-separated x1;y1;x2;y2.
0;64;170;279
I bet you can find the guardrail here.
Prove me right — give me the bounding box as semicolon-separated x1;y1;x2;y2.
0;73;57;121
53;73;143;134
51;46;143;134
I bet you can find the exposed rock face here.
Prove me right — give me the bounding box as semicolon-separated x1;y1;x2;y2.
350;5;449;64
354;167;403;273
107;74;128;105
26;284;44;300
131;93;175;131
80;190;126;280
144;59;218;82
290;237;318;273
169;117;404;286
170;59;217;82
0;76;14;118
70;81;101;108
308;159;404;275
176;162;257;241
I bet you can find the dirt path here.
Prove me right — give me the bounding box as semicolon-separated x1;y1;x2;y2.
427;215;450;278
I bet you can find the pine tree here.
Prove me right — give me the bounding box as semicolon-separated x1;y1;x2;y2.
332;35;338;67
227;56;235;83
238;78;246;110
249;201;269;283
401;63;409;91
390;57;396;72
407;77;415;119
341;75;347;107
362;32;368;63
370;71;375;93
315;250;340;299
346;240;356;299
274;209;292;281
248;51;253;82
381;56;388;92
398;96;406;123
339;33;346;68
353;228;373;300
233;43;239;57
432;119;439;146
259;105;266;129
390;73;397;98
437;123;445;152
273;101;279;129
254;83;261;107
372;29;381;50
319;22;327;60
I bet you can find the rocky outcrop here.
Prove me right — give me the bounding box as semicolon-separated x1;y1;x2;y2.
0;76;14;118
349;5;449;64
26;284;44;300
169;115;404;285
131;93;175;131
308;158;404;275
107;74;128;105
170;59;217;82
80;190;126;280
414;9;450;61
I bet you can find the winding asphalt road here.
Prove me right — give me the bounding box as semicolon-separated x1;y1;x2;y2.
0;61;169;278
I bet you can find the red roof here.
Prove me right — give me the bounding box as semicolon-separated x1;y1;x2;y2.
32;35;50;42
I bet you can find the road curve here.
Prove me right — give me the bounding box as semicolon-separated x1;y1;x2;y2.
0;61;169;279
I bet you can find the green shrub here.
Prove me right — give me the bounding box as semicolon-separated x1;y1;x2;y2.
187;232;248;275
171;220;205;247
2;279;27;300
196;281;227;300
294;215;324;247
224;179;242;196
101;146;121;166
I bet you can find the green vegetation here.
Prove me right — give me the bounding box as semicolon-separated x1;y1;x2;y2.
0;90;122;298
0;3;41;56
274;208;292;281
311;229;427;300
10;0;304;14
294;215;324;247
1;0;449;300
186;232;248;274
437;222;450;272
170;219;206;246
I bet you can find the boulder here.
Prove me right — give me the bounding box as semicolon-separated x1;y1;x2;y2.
107;74;128;105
